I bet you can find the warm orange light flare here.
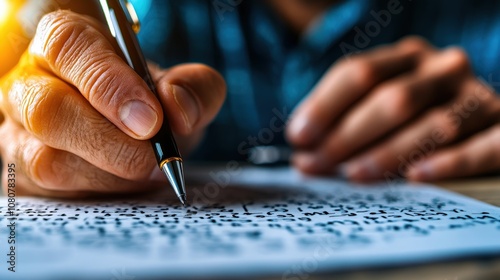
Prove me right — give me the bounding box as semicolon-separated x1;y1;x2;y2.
0;0;9;24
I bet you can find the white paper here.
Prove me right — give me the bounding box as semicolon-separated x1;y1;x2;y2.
1;165;499;279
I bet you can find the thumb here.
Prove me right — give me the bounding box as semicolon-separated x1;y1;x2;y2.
150;63;226;136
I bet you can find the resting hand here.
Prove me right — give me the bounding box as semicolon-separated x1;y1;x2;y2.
288;37;500;182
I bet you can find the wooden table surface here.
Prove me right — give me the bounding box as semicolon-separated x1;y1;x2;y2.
307;176;500;280
436;177;500;207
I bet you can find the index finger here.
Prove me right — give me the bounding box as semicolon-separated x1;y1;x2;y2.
28;10;163;139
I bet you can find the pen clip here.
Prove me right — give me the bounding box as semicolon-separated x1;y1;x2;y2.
122;0;140;33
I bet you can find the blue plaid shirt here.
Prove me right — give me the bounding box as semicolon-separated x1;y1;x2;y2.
131;0;500;161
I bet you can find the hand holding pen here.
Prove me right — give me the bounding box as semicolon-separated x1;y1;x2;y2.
0;2;225;198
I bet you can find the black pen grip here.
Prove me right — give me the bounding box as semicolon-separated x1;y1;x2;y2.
104;0;181;164
150;121;181;164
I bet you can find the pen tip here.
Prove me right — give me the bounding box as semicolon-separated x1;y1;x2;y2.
161;159;187;207
179;194;187;207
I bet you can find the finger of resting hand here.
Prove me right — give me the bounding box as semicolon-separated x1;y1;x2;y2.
297;48;471;173
340;103;484;181
407;125;500;181
28;10;163;139
287;37;431;148
6;72;157;181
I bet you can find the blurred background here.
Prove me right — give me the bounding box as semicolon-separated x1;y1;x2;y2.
0;0;106;77
0;0;32;77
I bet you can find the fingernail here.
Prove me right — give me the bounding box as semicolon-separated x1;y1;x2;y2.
336;163;349;179
343;158;379;181
293;153;329;173
288;116;319;145
120;100;159;137
407;162;434;181
172;85;200;131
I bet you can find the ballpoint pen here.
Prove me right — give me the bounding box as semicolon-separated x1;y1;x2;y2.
97;0;187;205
